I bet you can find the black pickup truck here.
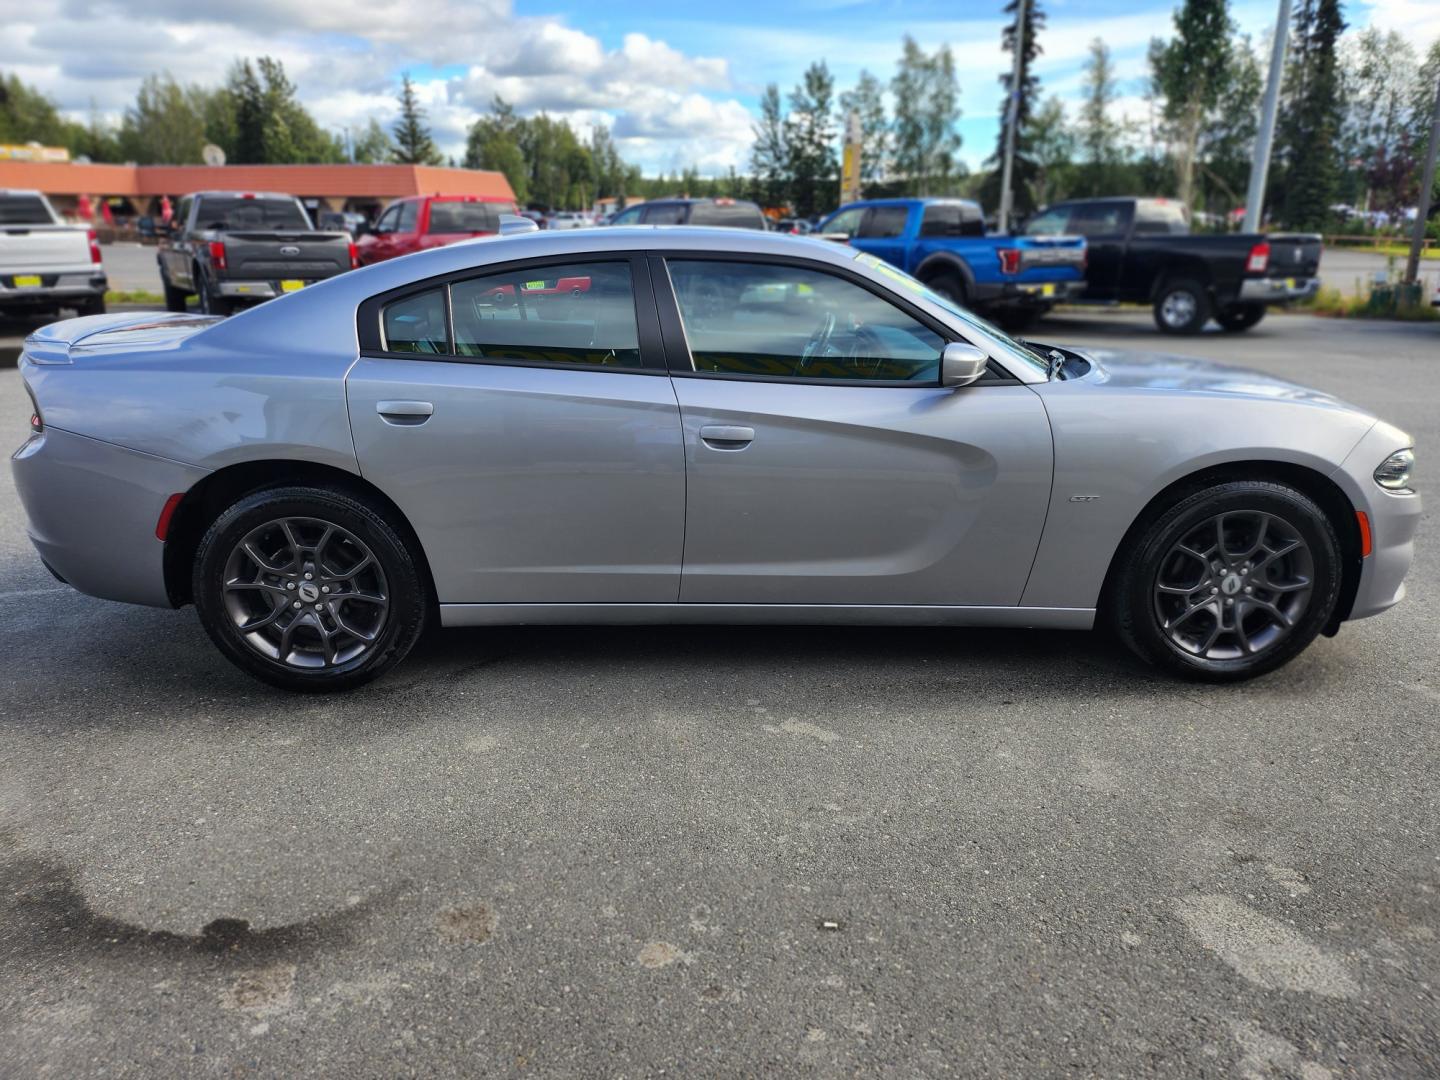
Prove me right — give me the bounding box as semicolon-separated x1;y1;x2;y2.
1024;197;1322;334
157;192;356;316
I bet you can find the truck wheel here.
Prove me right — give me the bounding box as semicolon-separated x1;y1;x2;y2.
161;270;189;313
1217;303;1266;332
76;295;106;317
926;273;968;309
195;266;234;317
1153;278;1210;335
995;307;1045;332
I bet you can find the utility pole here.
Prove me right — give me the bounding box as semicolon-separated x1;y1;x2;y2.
997;0;1028;235
1243;0;1291;233
1404;71;1440;286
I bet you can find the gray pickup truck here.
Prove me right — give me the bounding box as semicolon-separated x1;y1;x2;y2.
157;192;355;316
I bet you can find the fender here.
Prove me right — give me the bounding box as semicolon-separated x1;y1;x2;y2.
912;251;977;296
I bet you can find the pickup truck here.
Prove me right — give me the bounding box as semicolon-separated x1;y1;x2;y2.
1023;196;1322;334
158;191;356;316
0;189;107;320
355;195;508;265
815;197;1086;327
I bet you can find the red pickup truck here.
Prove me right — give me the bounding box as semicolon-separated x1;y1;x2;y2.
355;195;512;265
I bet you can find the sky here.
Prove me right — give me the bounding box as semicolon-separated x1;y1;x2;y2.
4;0;1439;176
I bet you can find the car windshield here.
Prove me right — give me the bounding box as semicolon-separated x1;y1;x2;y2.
851;252;1052;376
197;197;312;231
0;195;54;225
428;202;499;233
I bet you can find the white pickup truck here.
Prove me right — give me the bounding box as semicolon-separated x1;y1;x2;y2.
0;189;107;320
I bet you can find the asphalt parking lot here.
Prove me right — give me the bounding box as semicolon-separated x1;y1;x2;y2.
0;310;1436;1078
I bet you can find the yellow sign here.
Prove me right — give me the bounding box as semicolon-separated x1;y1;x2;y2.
13;275;43;288
280;279;305;293
839;110;862;206
0;144;70;163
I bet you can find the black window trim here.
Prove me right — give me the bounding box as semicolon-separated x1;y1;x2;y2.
357;252;667;375
647;250;1020;387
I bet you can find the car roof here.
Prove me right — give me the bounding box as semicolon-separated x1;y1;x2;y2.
645;197;760;207
190;191;299;200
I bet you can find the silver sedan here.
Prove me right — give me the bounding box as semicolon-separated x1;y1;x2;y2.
11;228;1420;690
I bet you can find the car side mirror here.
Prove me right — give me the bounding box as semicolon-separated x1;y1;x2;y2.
941;342;989;387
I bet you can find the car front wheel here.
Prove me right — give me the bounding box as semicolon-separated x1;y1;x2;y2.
193;485;428;691
1109;480;1343;681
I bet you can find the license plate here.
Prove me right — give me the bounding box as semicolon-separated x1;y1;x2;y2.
1041;283;1056;297
13;275;41;288
280;279;305;293
1285;278;1297;290
523;280;545;291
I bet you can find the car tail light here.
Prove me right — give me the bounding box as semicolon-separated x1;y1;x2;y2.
208;240;227;270
348;240;360;270
997;248;1022;275
87;228;102;264
1246;240;1270;274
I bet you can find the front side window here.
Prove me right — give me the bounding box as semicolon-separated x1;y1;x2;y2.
822;207;865;236
450;261;641;368
611;206;643;225
1071;202;1133;237
396;200;419;232
382;289;449;354
374;204;400;233
859;205;910;239
667;260;945;382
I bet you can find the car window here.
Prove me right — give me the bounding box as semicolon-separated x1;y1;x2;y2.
688;201;763;228
0;195;55;225
920;203;984;238
821;207;865;236
1024;207;1070;235
641;204;686;225
176;196;192;228
611;206;643;226
1070;202;1133;237
382;289;449;354
428;201;499;234
1133;201;1189;235
397;200;419;232
194;197;311;231
667;260;945;382
450;261;642;369
374;204;400;233
858;206;910;239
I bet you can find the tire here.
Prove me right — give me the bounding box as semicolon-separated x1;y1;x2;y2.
1217;303;1266;332
1107;480;1342;682
1153;278;1211;335
926;272;969;309
76;295;106;317
194;266;234;317
192;485;428;692
161;269;188;313
994;306;1046;332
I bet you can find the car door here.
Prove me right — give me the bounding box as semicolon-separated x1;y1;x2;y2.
1069;201;1134;297
850;204;912;270
654;255;1053;606
162;196;194;288
346;254;685;605
358;204;401;264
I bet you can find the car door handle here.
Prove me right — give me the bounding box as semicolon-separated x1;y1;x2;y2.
699;425;755;450
376;400;434;426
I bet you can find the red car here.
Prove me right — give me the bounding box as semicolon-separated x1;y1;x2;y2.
356;195;512;265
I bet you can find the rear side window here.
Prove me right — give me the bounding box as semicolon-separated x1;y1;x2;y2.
688;201;764;228
859;206;909;239
427;201;499;234
450;261;641;368
641;204;686;225
382;289;449;354
920;203;984;238
194;197;311;231
0;195;54;225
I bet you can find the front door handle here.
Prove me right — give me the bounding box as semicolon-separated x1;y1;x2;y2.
699;424;755;450
376;400;434;426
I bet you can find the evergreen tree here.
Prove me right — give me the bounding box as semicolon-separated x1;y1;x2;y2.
980;0;1047;214
1276;0;1346;229
352;118;394;164
227;60;266;164
891;36;963;195
118;74;206;164
391;73;442;166
785;61;837;218
750;83;789;210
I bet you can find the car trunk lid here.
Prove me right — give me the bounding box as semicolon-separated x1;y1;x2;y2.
0;225;93;272
1260;233;1322;278
23;311;221;365
220;232;352;281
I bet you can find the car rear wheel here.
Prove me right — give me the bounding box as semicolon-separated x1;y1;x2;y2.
193;486;428;691
76;295;106;317
1217;303;1266;332
1108;480;1342;682
194;265;234;317
1153;278;1210;335
926;273;968;309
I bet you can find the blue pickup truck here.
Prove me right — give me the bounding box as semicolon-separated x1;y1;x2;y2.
816;198;1086;327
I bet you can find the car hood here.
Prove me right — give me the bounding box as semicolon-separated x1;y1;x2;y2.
1061;345;1371;418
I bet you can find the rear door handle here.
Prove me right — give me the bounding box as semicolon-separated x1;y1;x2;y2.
376;400;434;426
699;424;755;450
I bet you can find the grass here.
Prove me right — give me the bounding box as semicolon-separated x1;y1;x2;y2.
1302;284;1440;321
1329;242;1440;260
105;289;164;305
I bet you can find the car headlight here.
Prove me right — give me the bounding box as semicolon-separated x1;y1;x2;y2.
1373;448;1415;492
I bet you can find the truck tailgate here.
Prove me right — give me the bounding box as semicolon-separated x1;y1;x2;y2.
0;225;93;272
1265;233;1322;277
1017;234;1085;270
223;231;352;280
